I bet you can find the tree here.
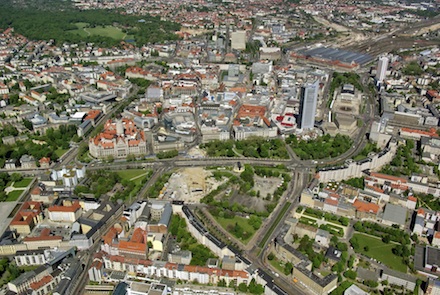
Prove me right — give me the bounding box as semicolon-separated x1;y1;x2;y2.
411;233;418;243
332;261;345;273
347;255;355;269
238;283;248;292
402;61;423;76
349;237;359;251
249;215;262;230
284;262;293;275
23;119;33;131
217;279;227;287
248;278;264;294
363;280;378;288
10;173;23;183
343;270;357;280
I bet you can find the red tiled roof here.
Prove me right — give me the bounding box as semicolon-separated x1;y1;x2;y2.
10;201;43;226
30;275;52;290
262;116;271;127
370;172;407;183
48;201;81;213
324;198;338;206
117;227;148;254
118;241;147;253
39;157;50;164
84;110;101;121
353;199;379;214
408;196;417;202
131;227;146;244
400;127;438;138
236;104;266;118
90;260;103;270
103;226;121;245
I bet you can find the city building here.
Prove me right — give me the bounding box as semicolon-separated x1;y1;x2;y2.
230;31;246;50
9;201;44;235
426;278;440;295
380;268;416;291
48;200;83;222
299;81;319;130
50;165;86;188
344;284;368;295
381;203;407;228
376;56;389;85
89;118;148;159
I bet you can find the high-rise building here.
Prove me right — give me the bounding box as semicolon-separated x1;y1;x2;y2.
299;81;319;130
376;56;389;85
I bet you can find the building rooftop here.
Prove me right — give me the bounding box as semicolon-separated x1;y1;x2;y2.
344;284;368;295
382;203;407;226
353;199;379;214
425;246;440;267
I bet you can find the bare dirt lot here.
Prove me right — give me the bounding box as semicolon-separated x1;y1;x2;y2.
162;167;225;203
162;167;285;214
254;175;283;198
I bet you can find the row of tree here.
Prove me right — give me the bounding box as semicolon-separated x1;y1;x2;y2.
201;138;289;159
289;134;352;160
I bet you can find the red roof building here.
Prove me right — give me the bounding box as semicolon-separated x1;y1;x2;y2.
9;201;43;235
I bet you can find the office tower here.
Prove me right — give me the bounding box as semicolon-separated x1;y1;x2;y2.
376;56;389;84
299;81;319;130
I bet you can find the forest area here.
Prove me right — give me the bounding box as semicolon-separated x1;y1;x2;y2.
0;0;180;46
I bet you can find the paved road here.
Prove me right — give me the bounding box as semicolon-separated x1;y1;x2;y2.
244;171;311;295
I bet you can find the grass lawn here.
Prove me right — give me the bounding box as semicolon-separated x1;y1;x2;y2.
116;169;150;185
69;24;125;40
352;233;407;272
320;224;344;237
320;270;331;276
125;34;135;41
13;178;33;188
269;257;285;274
303;210;322;219
5;190;24;201
260;202;291;247
74;22;89;29
357;259;371;269
353;154;367;161
54;148;69;158
299;216;317;226
214;215;255;244
68;28;89;38
87;26;125;39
